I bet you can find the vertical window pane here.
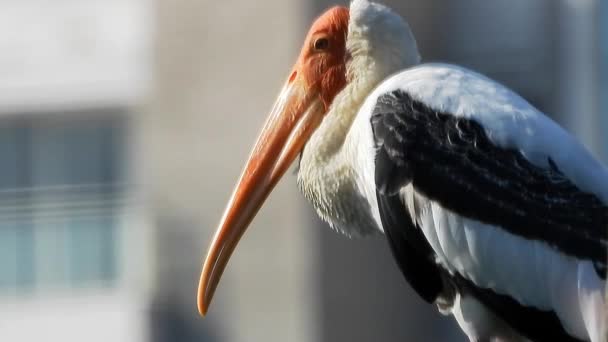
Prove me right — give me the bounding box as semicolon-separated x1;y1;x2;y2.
0;223;18;288
35;219;69;287
68;215;115;286
0;122;29;189
99;214;116;282
30;122;72;187
0;222;34;290
65;121;104;185
15;222;35;289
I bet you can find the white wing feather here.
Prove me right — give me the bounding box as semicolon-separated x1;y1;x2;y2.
351;63;608;341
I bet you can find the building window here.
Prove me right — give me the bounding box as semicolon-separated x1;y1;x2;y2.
0;112;126;292
601;1;608;163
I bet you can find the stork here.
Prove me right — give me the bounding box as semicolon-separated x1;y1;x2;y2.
197;1;608;341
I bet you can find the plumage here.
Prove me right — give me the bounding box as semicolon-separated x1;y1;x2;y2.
356;63;608;341
372;88;608;268
198;1;608;341
300;10;608;342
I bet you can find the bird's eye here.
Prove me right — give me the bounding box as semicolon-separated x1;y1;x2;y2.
314;37;330;51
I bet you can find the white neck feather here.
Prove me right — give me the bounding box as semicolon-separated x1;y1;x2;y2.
297;0;420;236
297;69;378;236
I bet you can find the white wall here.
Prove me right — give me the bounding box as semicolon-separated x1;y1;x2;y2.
0;0;151;112
0;292;148;342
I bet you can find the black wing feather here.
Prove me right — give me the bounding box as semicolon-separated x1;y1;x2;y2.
372;90;608;274
371;90;599;342
374;161;443;303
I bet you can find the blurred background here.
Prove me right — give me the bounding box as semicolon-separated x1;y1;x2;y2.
0;0;605;341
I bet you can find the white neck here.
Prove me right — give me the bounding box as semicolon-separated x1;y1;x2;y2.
297;0;421;236
297;69;381;236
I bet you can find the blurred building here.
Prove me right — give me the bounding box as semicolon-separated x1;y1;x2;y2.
0;1;605;342
0;1;153;341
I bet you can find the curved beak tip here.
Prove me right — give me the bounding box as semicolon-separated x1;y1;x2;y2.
197;300;208;317
196;290;207;317
197;265;215;317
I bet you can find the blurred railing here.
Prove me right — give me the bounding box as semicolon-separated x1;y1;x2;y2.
0;183;127;223
0;183;129;292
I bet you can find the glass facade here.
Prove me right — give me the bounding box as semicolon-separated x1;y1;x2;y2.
0;113;126;292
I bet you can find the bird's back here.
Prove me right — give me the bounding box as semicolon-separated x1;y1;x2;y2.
373;63;608;204
356;63;608;341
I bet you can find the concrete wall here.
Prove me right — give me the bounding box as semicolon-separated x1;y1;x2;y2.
144;1;316;341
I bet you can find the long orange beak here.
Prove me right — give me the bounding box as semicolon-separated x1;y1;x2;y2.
197;71;324;316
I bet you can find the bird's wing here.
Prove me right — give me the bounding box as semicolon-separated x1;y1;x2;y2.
369;64;607;342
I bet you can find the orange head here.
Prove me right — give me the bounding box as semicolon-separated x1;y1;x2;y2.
293;6;349;108
197;6;350;316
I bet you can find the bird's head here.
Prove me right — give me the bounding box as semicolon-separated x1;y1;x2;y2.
197;0;419;316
